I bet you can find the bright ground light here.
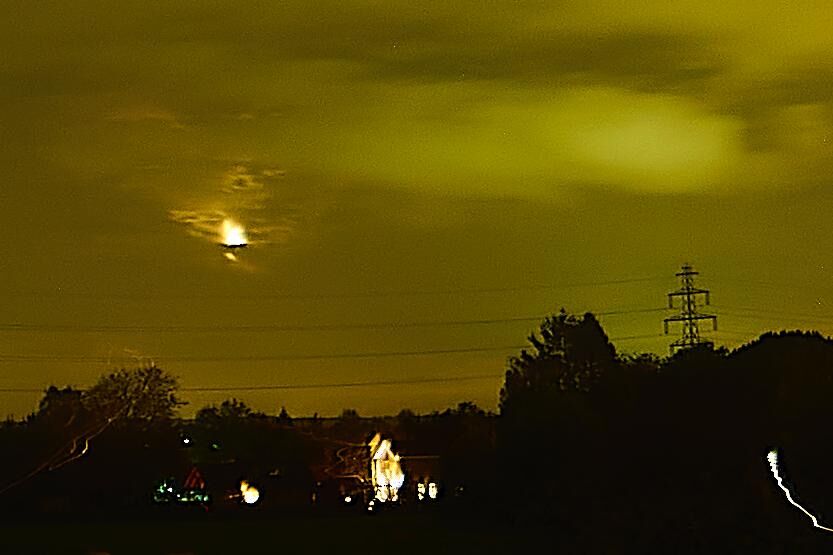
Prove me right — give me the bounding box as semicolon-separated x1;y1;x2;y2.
240;480;260;505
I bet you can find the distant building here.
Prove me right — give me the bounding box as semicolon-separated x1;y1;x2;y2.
368;433;405;502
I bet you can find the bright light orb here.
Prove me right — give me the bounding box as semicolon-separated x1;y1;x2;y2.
221;219;248;248
240;480;260;505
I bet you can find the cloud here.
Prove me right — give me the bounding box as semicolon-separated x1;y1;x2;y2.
360;31;724;94
6;0;833;200
548;88;743;192
319;85;745;196
222;164;264;194
168;208;226;243
105;107;186;129
169;164;295;247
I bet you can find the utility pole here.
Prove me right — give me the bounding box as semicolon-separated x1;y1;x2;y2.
664;264;717;354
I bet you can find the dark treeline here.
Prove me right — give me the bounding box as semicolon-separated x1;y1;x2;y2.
1;310;833;552
498;311;833;551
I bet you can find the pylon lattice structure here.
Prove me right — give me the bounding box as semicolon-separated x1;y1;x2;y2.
664;264;717;354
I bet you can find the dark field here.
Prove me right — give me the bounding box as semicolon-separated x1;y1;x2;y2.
1;506;831;555
0;512;541;555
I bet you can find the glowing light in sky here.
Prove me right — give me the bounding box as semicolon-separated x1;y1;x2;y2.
221;219;248;247
767;449;833;533
240;480;260;505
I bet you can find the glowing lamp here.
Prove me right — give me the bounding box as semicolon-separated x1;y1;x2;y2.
240;480;260;505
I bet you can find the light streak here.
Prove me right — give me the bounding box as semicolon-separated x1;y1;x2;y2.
767;449;833;533
0;413;119;495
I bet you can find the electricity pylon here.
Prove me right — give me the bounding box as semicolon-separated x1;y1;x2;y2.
664;264;717;354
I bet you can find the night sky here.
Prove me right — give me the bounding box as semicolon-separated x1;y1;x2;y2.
2;1;832;417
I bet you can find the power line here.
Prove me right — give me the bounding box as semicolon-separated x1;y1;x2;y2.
1;346;526;363
0;333;667;364
0;333;676;395
1;276;664;301
0;331;811;394
0;318;543;333
0;333;670;393
712;330;760;338
184;374;504;392
0;388;44;393
609;333;669;341
709;276;827;292
0;374;506;394
713;306;833;323
0;307;668;334
0;336;663;364
714;328;833;340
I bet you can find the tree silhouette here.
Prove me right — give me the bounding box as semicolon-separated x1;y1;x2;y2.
0;368;184;507
84;366;182;426
500;309;616;415
34;386;85;424
496;310;618;519
278;406;293;426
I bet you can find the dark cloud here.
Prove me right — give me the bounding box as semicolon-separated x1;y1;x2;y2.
712;58;833;154
765;64;833;106
0;4;722;100
356;31;725;93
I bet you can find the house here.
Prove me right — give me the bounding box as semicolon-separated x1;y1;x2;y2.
368;433;405;502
